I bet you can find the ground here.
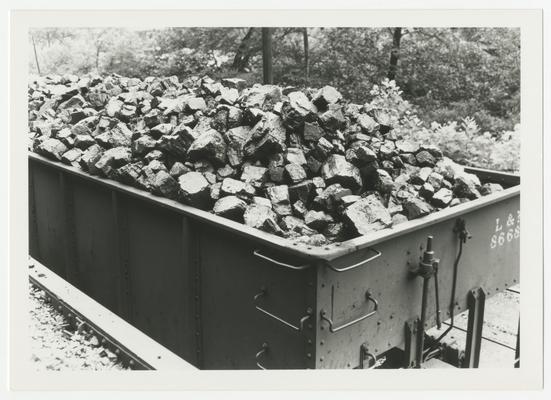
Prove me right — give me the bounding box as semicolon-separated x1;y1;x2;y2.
29;283;128;371
424;285;520;368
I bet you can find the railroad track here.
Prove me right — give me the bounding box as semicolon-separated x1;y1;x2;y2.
28;257;196;371
423;286;520;368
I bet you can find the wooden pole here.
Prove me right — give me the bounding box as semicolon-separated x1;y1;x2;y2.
262;28;273;84
31;34;41;75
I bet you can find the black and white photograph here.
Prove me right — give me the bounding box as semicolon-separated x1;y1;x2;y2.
5;5;546;395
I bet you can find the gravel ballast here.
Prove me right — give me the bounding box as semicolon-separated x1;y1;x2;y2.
29;283;128;371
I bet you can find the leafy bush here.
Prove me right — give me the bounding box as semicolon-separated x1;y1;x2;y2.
411;121;520;172
372;79;520;172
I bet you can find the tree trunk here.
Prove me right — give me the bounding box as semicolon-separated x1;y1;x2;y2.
95;45;101;72
303;28;309;85
31;35;41;75
388;27;402;81
232;28;255;72
262;28;273;84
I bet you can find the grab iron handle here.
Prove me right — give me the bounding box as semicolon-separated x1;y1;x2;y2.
326;248;381;272
256;342;269;370
320;291;379;333
254;289;312;331
253;250;310;270
254;248;381;273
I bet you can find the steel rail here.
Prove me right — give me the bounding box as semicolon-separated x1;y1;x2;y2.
440;321;517;351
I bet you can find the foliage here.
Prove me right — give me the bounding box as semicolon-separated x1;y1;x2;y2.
308;28;391;100
305;27;520;134
395;28;520;135
374;80;521;172
408;120;520;172
28;27;520;170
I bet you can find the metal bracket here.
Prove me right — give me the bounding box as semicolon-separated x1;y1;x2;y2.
462;287;486;368
404;318;421;368
253;247;381;273
320;291;378;333
255;342;269;370
254;288;312;331
359;343;377;369
454;218;472;243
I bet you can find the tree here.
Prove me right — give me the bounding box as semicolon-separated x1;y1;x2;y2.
388;27;402;80
303;28;309;84
31;34;41;75
232;28;258;72
261;28;273;84
93;29;109;73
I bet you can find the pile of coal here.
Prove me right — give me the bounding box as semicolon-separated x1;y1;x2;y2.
28;74;503;246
